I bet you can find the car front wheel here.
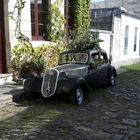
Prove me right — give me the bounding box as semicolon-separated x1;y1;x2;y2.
107;72;116;86
71;87;84;105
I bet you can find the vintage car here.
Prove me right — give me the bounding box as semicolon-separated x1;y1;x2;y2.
24;49;116;105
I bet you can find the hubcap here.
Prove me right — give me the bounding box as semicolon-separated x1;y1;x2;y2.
111;75;115;85
76;87;83;105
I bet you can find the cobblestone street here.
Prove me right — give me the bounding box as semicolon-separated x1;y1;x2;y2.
0;66;140;140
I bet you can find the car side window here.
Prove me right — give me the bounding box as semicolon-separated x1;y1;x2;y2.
90;53;100;66
100;53;108;64
90;52;107;67
90;54;99;61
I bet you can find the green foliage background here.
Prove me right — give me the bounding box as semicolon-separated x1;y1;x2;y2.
46;0;65;41
69;0;90;30
67;0;101;51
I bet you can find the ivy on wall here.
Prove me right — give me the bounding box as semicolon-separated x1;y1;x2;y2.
82;0;90;29
69;0;90;30
67;0;99;51
46;0;65;42
69;0;83;30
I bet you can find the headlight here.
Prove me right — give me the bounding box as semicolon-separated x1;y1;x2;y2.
59;72;68;80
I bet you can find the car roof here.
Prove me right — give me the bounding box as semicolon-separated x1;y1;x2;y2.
60;49;107;55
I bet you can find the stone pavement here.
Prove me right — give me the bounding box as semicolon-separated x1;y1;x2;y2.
0;67;140;139
0;82;24;107
0;66;140;140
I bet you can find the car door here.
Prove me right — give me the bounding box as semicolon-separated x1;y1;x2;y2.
87;52;109;88
98;52;109;84
87;53;101;88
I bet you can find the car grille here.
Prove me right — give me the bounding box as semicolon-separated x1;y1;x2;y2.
41;68;59;97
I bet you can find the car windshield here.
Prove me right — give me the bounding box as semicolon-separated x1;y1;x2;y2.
59;53;88;64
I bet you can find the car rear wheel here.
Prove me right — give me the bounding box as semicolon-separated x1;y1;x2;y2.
71;87;84;105
107;72;116;86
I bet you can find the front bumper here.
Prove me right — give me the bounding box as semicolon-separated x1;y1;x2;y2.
23;76;42;95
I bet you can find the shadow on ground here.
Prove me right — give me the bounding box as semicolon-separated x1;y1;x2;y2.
0;69;140;140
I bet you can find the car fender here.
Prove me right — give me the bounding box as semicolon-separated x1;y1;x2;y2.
107;65;117;78
72;77;92;92
57;76;92;94
24;75;42;94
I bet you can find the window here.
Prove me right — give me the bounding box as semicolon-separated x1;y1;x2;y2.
124;25;129;55
59;53;88;64
91;53;99;61
100;53;108;63
90;52;107;68
134;27;138;52
31;0;49;40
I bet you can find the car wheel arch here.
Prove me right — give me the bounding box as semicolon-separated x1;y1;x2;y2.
107;66;117;78
107;66;117;86
75;78;90;93
113;68;117;78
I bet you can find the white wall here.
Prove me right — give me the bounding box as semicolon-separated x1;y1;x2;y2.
112;17;121;62
98;31;112;58
8;0;32;48
94;14;140;64
119;14;140;61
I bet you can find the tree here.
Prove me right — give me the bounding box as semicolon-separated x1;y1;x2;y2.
67;0;101;51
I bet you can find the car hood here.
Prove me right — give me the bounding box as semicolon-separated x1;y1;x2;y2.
55;64;87;71
55;64;88;76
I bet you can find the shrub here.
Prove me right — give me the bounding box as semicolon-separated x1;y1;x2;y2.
67;29;102;51
11;43;66;78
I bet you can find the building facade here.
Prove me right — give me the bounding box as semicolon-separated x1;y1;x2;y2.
91;0;140;15
91;7;140;63
1;0;70;73
2;1;139;73
8;0;65;48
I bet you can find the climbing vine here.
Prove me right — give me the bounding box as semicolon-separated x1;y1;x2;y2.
82;0;90;29
67;0;99;51
69;0;83;30
46;0;65;41
69;0;90;30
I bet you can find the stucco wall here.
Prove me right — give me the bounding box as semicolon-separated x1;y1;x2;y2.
119;14;140;61
112;17;121;62
93;13;140;64
98;31;112;59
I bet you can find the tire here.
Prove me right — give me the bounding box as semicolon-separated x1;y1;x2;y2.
107;72;116;86
24;90;33;101
71;86;84;105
